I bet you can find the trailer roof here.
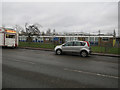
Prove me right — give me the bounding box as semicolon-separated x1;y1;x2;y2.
5;30;16;33
0;28;16;33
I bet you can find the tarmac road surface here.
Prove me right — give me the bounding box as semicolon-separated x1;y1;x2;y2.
2;48;119;88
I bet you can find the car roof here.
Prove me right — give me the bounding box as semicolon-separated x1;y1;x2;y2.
67;40;86;43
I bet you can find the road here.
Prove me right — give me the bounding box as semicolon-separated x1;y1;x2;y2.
2;48;119;88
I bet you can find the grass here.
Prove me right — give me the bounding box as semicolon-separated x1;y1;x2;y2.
19;42;120;55
91;46;120;54
19;42;56;49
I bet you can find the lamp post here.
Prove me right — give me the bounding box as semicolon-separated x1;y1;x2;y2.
53;34;55;48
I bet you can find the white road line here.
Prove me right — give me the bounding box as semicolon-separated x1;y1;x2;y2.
11;59;35;64
64;68;119;79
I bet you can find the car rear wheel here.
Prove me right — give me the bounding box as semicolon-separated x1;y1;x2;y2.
80;51;88;57
56;49;62;55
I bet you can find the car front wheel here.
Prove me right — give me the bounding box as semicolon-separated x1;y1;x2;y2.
56;49;62;55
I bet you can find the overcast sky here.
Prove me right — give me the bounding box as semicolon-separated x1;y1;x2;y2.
1;1;118;35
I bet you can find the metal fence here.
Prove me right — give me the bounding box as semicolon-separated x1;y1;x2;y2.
19;35;120;54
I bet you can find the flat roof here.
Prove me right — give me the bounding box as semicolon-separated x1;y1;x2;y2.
19;35;113;37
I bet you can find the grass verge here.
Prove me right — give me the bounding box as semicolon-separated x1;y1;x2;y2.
19;42;120;55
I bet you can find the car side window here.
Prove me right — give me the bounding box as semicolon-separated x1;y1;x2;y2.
74;42;85;46
65;42;73;46
81;42;86;46
74;42;81;46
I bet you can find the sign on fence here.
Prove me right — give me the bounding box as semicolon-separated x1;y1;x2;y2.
54;37;59;41
113;39;116;47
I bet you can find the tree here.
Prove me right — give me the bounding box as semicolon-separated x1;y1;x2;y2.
46;28;51;35
20;30;26;35
25;23;42;42
53;29;56;35
41;31;45;36
14;25;24;33
25;23;41;35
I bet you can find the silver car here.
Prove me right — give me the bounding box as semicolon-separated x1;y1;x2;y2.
54;41;91;57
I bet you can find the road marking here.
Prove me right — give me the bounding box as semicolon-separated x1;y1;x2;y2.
64;68;119;79
11;59;35;64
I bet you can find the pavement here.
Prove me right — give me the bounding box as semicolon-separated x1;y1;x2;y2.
2;48;119;88
19;47;120;57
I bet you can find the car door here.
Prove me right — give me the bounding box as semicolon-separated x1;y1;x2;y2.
62;41;74;52
72;41;85;52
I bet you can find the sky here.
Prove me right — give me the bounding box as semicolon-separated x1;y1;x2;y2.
0;0;119;36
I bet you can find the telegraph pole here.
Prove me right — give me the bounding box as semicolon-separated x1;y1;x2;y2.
98;30;100;36
98;30;102;52
98;30;101;46
113;29;116;38
113;29;116;47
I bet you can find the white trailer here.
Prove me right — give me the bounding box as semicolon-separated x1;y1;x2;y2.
0;28;18;47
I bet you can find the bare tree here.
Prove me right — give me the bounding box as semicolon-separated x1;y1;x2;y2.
25;23;42;42
53;29;56;35
46;28;51;35
41;31;45;36
14;25;24;33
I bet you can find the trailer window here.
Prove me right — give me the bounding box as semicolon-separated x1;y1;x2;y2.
6;34;15;38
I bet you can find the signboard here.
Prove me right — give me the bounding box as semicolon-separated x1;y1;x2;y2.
5;30;16;33
113;39;116;47
54;37;59;41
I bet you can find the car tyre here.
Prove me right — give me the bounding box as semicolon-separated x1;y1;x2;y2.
80;51;88;57
56;49;62;55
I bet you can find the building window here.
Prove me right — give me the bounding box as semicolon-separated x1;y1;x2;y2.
95;37;98;42
90;37;94;42
45;38;49;41
74;37;78;41
85;37;88;41
102;37;109;41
